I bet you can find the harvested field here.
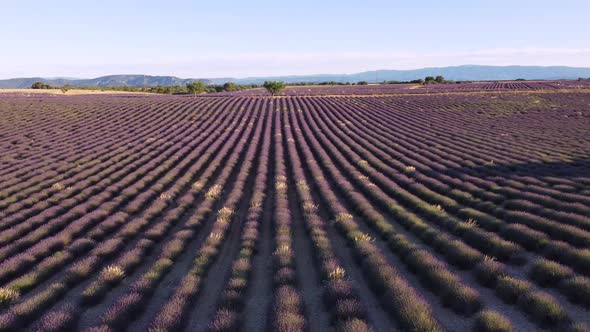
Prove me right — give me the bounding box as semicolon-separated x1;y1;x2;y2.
0;90;589;331
215;80;590;96
0;89;151;96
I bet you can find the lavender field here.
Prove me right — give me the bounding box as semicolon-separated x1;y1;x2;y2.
214;79;590;97
0;89;590;331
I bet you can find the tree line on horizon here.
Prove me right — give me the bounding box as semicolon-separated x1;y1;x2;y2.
30;81;258;94
31;75;584;95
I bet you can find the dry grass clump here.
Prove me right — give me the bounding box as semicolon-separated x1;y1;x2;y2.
275;181;287;191
0;287;19;307
335;213;353;222
216;207;234;225
357;175;369;181
327;267;347;281
192;181;205;192
159;193;172;201
432;204;445;213
357;159;369;167
404;165;416;173
274;244;291;255
100;265;125;283
209;232;224;241
52;183;65;191
303;203;318;213
350;232;373;244
205;185;223;199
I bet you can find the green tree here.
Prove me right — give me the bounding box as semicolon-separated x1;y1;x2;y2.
357;81;369;85
186;81;206;95
435;75;445;83
263;81;285;96
223;82;238;92
31;82;50;89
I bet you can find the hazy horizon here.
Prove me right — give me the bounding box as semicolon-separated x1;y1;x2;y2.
2;0;589;79
4;63;590;81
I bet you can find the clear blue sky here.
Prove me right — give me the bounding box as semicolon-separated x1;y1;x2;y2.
1;0;589;78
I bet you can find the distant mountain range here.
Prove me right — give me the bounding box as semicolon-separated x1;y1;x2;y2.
0;75;208;89
1;65;589;88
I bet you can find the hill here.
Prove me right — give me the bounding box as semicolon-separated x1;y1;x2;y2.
1;65;590;88
0;75;209;89
225;65;590;84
